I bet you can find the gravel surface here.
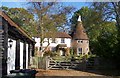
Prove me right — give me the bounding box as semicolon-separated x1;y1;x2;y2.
35;69;103;76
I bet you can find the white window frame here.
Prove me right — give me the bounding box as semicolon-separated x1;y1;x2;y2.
61;38;65;43
86;41;89;43
77;40;83;43
77;48;82;55
51;38;56;43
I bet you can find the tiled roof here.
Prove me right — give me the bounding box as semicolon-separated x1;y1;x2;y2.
34;32;71;38
56;32;71;38
0;11;34;42
57;44;67;48
73;22;89;40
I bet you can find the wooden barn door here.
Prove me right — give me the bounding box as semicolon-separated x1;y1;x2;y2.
7;38;16;74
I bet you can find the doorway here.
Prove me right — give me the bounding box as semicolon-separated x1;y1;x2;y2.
60;48;65;56
7;38;16;74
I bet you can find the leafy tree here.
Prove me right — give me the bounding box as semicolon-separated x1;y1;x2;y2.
1;6;35;36
27;2;74;54
70;4;118;68
2;3;74;56
70;6;105;42
91;2;120;69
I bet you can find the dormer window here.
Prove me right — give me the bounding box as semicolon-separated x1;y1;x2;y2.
43;38;48;43
52;38;56;43
77;40;83;43
61;38;65;43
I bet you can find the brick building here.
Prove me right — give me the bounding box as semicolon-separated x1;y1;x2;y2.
72;16;89;55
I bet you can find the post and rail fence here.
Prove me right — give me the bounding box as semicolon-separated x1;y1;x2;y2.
30;56;100;70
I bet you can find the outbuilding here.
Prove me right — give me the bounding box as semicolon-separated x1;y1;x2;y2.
72;16;89;55
0;11;35;77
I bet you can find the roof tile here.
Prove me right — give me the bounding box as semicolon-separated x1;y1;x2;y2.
73;22;89;40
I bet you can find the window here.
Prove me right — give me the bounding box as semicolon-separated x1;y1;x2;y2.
78;48;82;55
0;17;2;22
52;38;56;43
61;38;65;43
77;40;83;43
86;48;88;51
81;40;83;43
39;47;41;51
78;40;80;43
87;41;89;43
78;48;82;52
43;38;48;43
0;26;2;29
51;47;56;51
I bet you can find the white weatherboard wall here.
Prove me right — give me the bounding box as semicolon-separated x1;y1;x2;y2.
7;38;16;74
34;38;41;51
26;44;28;69
34;37;71;53
20;42;23;69
35;38;71;47
35;38;40;47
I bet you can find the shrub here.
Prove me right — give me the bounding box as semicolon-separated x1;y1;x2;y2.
50;52;59;57
43;51;59;57
43;51;51;56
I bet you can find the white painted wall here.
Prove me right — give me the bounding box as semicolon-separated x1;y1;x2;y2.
34;38;40;47
26;44;28;69
20;42;23;69
7;38;16;74
34;37;71;51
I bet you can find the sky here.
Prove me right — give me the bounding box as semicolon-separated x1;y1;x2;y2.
1;2;90;19
0;1;91;33
1;2;90;10
0;0;118;10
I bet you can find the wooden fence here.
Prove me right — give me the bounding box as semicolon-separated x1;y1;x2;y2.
30;56;100;70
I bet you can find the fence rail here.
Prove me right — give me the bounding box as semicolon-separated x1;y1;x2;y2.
30;56;99;70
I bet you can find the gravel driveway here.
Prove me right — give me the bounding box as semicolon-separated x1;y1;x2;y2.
35;69;103;76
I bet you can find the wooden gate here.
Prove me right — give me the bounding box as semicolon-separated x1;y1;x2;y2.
34;56;97;70
47;57;86;70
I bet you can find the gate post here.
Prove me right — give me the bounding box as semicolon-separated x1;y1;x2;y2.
82;56;87;70
45;56;50;70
